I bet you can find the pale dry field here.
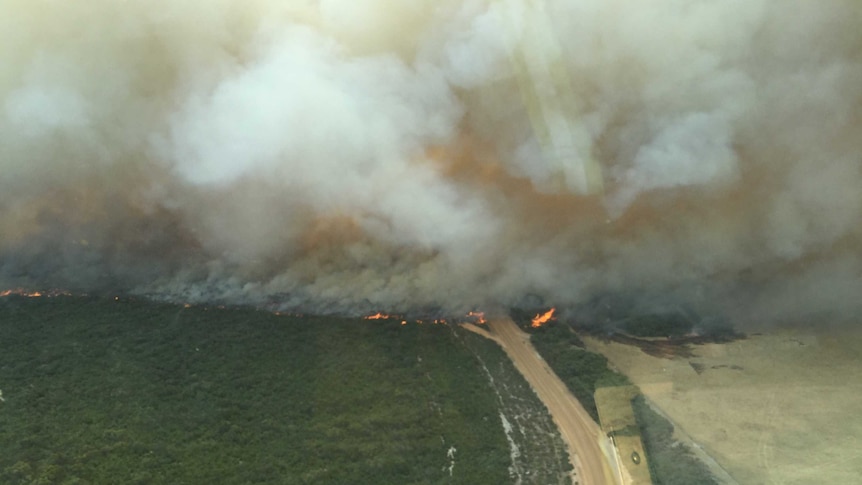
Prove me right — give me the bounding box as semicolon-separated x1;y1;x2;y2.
585;327;862;485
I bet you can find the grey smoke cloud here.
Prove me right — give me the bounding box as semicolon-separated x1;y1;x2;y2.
1;0;861;324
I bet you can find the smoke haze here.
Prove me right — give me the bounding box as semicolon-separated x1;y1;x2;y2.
2;1;861;324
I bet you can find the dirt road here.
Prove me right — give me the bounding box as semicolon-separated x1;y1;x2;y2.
477;318;615;485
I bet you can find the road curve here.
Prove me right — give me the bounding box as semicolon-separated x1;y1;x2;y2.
482;317;614;485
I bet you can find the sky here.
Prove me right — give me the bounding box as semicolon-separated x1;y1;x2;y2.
1;1;861;325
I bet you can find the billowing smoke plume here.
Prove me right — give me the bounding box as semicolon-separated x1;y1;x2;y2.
2;1;861;324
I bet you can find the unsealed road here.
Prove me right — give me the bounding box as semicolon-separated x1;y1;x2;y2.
482;317;615;485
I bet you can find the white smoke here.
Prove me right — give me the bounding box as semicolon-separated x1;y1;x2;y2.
1;0;861;323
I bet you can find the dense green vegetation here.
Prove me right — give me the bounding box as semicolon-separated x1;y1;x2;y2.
631;396;717;485
524;321;629;422
0;296;519;484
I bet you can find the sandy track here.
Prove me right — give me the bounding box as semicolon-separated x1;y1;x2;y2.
469;318;615;485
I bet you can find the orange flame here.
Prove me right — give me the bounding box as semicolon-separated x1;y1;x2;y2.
531;308;556;327
364;312;391;320
467;311;487;324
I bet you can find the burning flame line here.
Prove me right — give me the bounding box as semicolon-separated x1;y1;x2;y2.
363;312;461;325
0;288;71;298
364;312;393;320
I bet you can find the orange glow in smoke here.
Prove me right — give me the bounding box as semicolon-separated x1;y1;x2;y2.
531;308;556;327
467;311;487;324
